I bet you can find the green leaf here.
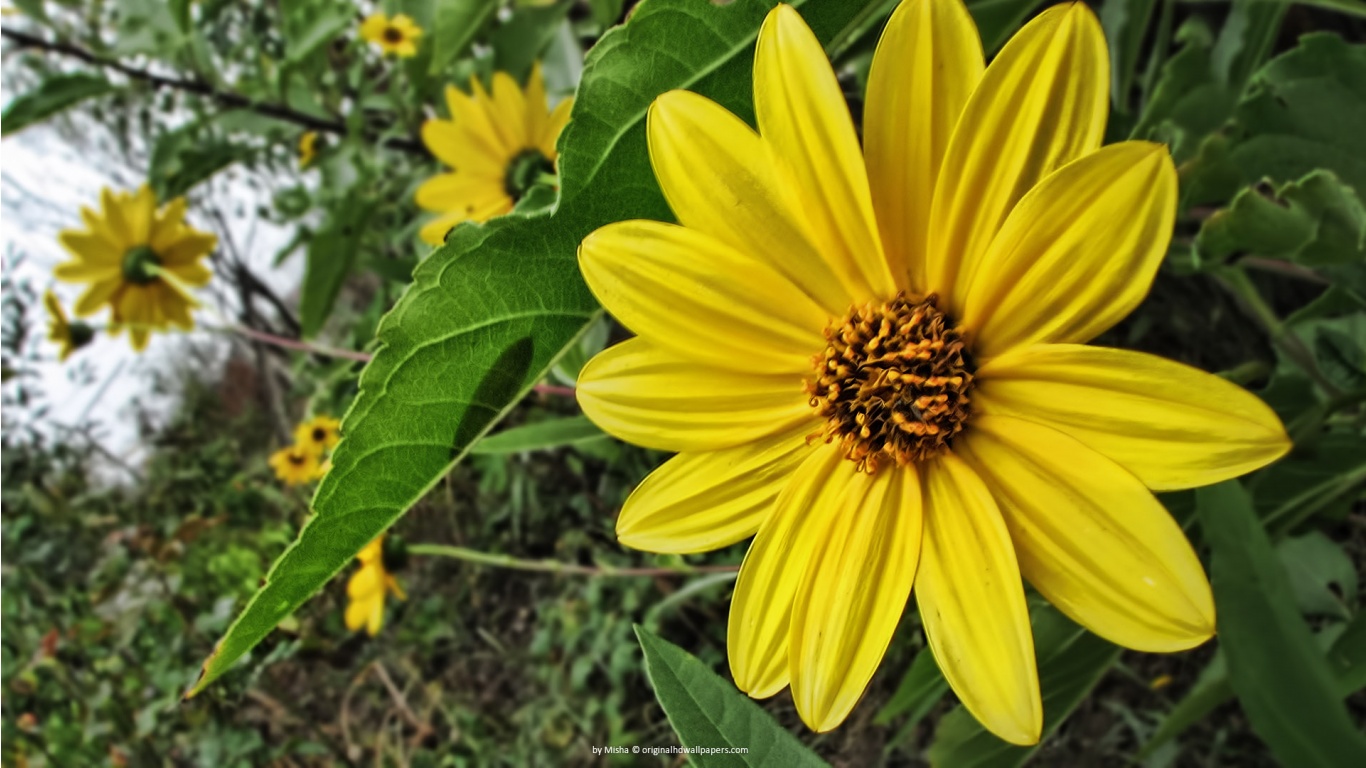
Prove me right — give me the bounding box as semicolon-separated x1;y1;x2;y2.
282;0;353;65
147;121;255;200
926;604;1120;768
1195;481;1366;767
470;416;605;455
299;195;376;338
1100;0;1158;114
588;0;627;28
1193;170;1366;267
491;1;574;83
634;626;828;768
429;0;499;75
1;73;114;136
1209;0;1286;92
1276;531;1357;619
189;0;884;695
1327;610;1366;696
966;0;1051;55
874;644;949;744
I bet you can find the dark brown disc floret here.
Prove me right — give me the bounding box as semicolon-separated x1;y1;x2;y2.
806;292;975;473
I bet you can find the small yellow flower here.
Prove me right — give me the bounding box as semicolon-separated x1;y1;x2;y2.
415;64;573;244
42;290;93;362
345;535;405;635
294;415;341;454
269;444;322;486
54;185;215;352
574;0;1291;743
360;12;423;58
298;131;319;168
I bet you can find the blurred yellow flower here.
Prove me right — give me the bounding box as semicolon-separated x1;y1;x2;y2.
269;444;322;486
575;0;1291;743
415;64;573;244
42;290;93;362
345;535;405;635
360;12;422;58
294;415;341;454
298;131;318;168
54;185;214;352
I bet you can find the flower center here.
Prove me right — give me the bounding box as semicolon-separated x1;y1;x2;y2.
383;26;404;43
806;292;975;473
503;149;554;199
121;246;162;285
312;427;327;443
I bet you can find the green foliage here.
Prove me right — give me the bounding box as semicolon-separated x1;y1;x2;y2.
1196;481;1366;767
1;73;115;136
471;415;607;455
635;627;829;768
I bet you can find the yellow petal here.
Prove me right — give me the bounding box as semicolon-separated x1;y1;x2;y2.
927;3;1107;311
125;185;156;245
790;467;921;731
347;564;383;599
958;414;1216;652
491;72;530;148
422;117;505;173
419;210;465;246
415;172;503;212
753;5;895;300
729;443;852;698
523;63;549;142
577;337;813;453
470;76;518;155
345;595;374;631
917;453;1041;746
578;220;826;374
75;279;121;316
540;98;573;159
158;230;216;265
167;260;212;288
54;258;119;283
359;14;388;43
961;143;1177;356
58;229;120;265
864;0;983;291
976;344;1290;490
616;422;816;554
647;89;853;315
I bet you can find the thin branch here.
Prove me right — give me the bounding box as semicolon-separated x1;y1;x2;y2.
407;543;737;577
1;28;426;155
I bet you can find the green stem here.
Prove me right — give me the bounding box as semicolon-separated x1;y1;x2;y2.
1217;359;1271;386
407;543;737;578
1266;461;1366;539
1217;267;1343;399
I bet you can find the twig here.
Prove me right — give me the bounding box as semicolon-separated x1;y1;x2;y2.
372;662;434;745
407;543;738;577
0;28;426;155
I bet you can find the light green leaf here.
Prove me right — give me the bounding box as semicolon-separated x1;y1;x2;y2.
1;73;114;136
1193;170;1366;266
148;121;255;200
429;0;499;75
635;626;828;768
282;0;353;65
1195;481;1366;768
926;604;1120;768
299;194;376;338
189;0;884;695
1276;531;1357;619
470;416;605;455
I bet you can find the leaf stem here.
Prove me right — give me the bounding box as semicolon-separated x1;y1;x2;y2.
1217;267;1343;399
406;543;736;578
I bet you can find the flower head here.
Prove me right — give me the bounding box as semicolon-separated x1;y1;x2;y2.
298;131;319;168
345;535;405;635
360;12;422;58
42;290;93;362
575;0;1290;743
294;414;341;454
268;444;322;486
415;64;573;244
54;185;214;351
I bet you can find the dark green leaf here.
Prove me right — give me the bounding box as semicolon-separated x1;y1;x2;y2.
190;0;883;695
282;0;353;65
1276;532;1357;619
1136;652;1233;759
299;195;376;338
926;605;1120;768
966;0;1050;54
635;626;828;768
1327;610;1366;696
148;121;255;200
1193;170;1366;267
1196;481;1366;767
429;0;499;75
1;73;114;136
1100;0;1158;114
875;645;949;747
491;1;574;83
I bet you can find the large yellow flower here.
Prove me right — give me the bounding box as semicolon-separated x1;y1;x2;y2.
359;12;423;58
575;1;1290;744
42;290;92;362
54;185;214;352
415;64;573;244
345;535;405;636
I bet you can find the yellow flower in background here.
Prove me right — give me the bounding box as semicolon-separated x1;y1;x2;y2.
42;290;93;362
54;185;215;352
294;415;341;454
415;64;573;244
345;535;405;635
298;131;319;168
269;444;322;486
576;0;1290;744
360;12;423;58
